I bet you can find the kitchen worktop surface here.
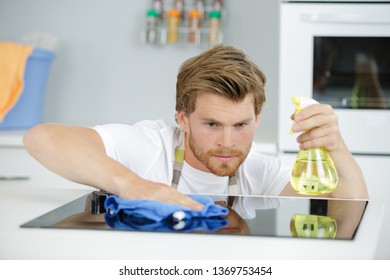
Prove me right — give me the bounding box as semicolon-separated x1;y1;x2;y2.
0;170;387;260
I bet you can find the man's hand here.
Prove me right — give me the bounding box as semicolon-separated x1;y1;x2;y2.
118;177;204;211
289;103;368;199
291;103;341;151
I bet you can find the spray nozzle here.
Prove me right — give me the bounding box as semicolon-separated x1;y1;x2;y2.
290;96;319;134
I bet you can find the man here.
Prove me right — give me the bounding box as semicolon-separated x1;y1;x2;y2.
23;45;368;211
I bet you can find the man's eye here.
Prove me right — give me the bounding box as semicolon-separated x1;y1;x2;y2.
207;122;217;127
236;123;247;128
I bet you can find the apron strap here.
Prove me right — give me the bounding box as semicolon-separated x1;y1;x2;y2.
172;141;185;188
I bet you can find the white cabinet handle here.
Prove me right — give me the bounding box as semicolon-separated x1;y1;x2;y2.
300;13;390;24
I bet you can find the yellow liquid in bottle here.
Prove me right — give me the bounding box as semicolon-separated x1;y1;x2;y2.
290;214;337;239
291;148;338;195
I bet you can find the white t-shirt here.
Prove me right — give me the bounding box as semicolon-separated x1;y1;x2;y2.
93;120;291;218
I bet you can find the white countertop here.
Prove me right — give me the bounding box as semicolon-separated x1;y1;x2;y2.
0;180;386;260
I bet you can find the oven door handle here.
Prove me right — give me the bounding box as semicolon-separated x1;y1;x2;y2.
300;13;390;24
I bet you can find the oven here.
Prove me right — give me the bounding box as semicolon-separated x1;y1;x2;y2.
278;0;390;155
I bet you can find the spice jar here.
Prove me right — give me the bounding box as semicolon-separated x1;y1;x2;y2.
208;10;221;46
145;9;159;44
167;9;180;44
188;9;201;44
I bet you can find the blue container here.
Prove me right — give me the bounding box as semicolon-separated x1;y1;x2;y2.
0;48;55;129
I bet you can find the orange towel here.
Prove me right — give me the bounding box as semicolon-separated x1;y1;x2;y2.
0;42;33;122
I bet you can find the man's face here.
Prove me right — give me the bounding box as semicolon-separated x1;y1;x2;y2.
177;92;261;176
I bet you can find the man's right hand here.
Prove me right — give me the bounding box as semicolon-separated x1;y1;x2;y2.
118;177;204;211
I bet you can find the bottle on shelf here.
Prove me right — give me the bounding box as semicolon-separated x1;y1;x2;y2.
145;9;159;44
167;9;181;44
208;10;221;47
188;9;201;44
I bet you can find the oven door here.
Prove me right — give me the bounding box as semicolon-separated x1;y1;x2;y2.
278;2;390;155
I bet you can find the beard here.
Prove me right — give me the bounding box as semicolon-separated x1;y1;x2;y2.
188;132;251;177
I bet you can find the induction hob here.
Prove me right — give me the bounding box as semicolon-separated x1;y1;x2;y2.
21;191;368;240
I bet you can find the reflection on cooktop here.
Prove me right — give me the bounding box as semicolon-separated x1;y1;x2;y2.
21;191;368;240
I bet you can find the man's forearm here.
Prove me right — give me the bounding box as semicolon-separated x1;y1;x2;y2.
23;124;136;195
329;142;368;199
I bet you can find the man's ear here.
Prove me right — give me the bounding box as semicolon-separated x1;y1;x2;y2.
176;111;189;132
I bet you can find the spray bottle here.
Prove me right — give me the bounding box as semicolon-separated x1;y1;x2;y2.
290;96;339;195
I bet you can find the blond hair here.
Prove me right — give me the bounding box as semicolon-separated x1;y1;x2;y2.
176;45;266;116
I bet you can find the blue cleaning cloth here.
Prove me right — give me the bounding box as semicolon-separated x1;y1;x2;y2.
105;212;228;232
104;194;229;232
104;194;229;222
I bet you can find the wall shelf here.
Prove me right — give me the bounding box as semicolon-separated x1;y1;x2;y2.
142;1;226;47
141;26;223;46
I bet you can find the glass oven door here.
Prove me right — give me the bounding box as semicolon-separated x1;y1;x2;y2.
278;2;390;155
313;36;390;110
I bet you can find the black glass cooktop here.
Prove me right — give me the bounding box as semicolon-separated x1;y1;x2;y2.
21;191;368;240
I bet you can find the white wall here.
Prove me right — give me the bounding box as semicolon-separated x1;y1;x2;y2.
0;0;280;142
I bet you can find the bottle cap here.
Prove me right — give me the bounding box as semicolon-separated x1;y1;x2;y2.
209;10;221;18
167;9;181;17
147;9;159;17
188;9;201;18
